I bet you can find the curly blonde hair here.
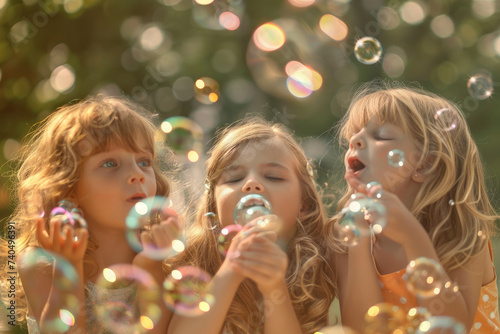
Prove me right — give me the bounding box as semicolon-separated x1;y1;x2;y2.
331;80;498;271
0;95;175;322
165;117;338;334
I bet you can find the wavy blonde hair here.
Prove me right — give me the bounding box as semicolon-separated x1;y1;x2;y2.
0;95;175;322
331;80;498;271
165;117;337;334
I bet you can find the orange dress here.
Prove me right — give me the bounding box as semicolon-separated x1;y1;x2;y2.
375;242;500;332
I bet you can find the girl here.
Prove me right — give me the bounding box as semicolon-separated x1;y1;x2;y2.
331;80;499;332
0;96;180;333
165;117;338;334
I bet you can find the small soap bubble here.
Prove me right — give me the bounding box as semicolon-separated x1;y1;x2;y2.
404;257;446;298
388;149;406;167
194;77;220;104
434;108;459;132
125;196;184;260
467;74;493;100
217;224;243;256
163;266;215;316
407;307;432;330
354;37;383;65
448;199;455;206
306;162;314;177
337;223;361;247
158;116;204;160
416;316;465;333
204;212;219;230
50;199;87;240
233;194;272;226
364;303;405;334
366;181;382;192
95;264;160;333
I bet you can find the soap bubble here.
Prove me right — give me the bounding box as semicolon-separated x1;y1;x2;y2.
354;37;383;65
233;194;272;226
467;74;493;100
94;264;161;333
217;224;243;257
50;199;87;240
163;266;215;316
364;303;405;334
416;316;465;333
403;257;446;298
126;196;184;260
388;149;406;167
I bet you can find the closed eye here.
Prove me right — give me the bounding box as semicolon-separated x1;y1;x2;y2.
266;176;284;181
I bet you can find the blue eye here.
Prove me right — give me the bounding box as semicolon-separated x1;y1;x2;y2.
138;159;152;168
102;160;117;168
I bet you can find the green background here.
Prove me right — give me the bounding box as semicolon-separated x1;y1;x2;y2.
1;0;499;332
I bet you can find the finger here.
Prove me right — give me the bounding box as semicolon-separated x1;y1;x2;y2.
36;219;51;248
231;259;285;282
50;220;62;252
140;231;155;251
75;229;89;257
345;174;367;193
61;226;74;254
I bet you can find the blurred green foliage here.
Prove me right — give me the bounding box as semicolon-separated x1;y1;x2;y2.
0;0;499;332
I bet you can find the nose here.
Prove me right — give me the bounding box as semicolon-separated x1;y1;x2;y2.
128;166;146;185
349;131;366;150
242;176;264;193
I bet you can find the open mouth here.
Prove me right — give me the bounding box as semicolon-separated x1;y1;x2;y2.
242;197;268;209
348;157;366;173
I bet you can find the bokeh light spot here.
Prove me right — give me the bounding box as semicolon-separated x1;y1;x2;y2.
253;23;286;52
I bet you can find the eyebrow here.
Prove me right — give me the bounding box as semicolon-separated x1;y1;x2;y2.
223;162;290;172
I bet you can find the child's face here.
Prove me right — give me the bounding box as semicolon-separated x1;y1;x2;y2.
214;140;304;241
345;116;422;198
74;142;157;231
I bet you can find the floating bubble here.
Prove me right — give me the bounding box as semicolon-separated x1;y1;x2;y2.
157;116;204;159
467;74;493;100
194;77;220;104
217;224;243;256
163;266;215;316
416;316;465;333
204;212;219;230
125;196;184;260
403;257;446;298
434;108;459;132
233;194;272;226
19;248;80;332
95;264;161;333
407;307;432;331
448;199;455;206
364;303;405;334
336;197;386;245
366;181;382;192
354;37;383;65
50;199;88;241
388;149;406;167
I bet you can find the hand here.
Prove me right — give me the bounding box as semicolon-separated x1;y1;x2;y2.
344;171;422;243
36;217;88;265
133;209;182;268
229;227;288;295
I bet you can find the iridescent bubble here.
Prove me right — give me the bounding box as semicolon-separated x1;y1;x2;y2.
95;264;161;333
407;307;432;331
204;212;219;231
434;108;459;132
157;116;204;159
416;316;465;333
388;149;406;167
233;194;272;226
337;223;361;247
449;199;455;206
50;199;88;241
364;303;405;334
253;23;286;52
217;224;243;256
354;37;383;65
163;266;215;316
366;181;382;192
125;196;185;260
19;249;80;332
467;74;493;100
403;257;446;298
194;77;220;104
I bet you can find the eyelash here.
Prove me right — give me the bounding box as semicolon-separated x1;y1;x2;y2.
225;176;284;183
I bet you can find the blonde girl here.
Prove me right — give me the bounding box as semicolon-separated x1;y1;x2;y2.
332;80;499;332
0;96;179;333
165;117;337;334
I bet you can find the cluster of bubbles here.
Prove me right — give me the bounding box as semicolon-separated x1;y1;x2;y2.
363;303;464;334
